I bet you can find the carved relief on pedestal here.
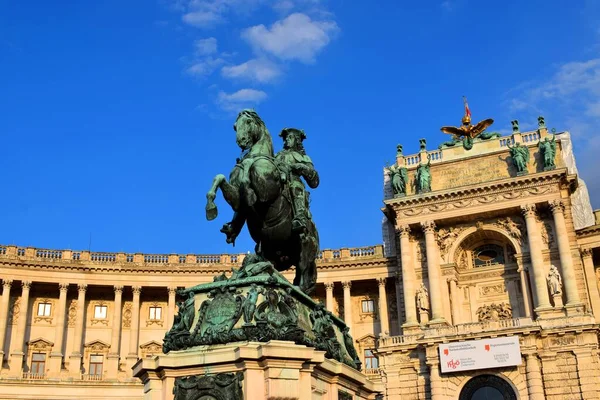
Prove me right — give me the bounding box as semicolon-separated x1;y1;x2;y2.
67;300;77;327
476;303;512;321
122;302;132;328
478;283;507;297
8;297;20;325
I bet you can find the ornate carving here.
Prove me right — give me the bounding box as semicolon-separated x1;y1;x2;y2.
2;279;13;290
549;199;565;214
84;340;110;353
27;338;53;352
479;283;506;296
420;220;436;233
398;224;410;237
377;277;386;287
242;284;263;326
581;248;593;258
139;340;162;357
22;281;32;290
550;335;575;346
132;286;142;296
174;372;243;400
476;303;512;321
9;298;20;325
342;281;352;290
520;204;537;218
416;240;427;263
122;302;132;328
58;283;69;292
114;285;123;294
324;282;334;291
436;226;465;258
146;302;164;327
541;220;555;247
77;283;87;293
67;300;77;327
416;283;429;312
547;264;563;295
388;291;398;319
91;301;109;326
33;299;54;324
168;286;177;296
494;217;526;242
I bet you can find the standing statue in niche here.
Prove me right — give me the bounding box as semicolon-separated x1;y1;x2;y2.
388;164;408;197
416;283;430;311
538;134;557;171
507;142;530;175
547;264;563;295
205;110;320;294
415;156;432;194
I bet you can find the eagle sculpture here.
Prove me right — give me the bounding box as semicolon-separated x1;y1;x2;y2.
439;97;495;150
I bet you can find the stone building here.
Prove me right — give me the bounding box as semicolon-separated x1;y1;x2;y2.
0;117;599;399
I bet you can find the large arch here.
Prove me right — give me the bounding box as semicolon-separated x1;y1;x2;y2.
457;373;519;400
446;225;522;266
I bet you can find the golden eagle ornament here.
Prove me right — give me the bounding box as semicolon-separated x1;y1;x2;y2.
440;97;494;150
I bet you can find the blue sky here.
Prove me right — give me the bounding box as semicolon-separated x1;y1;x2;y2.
1;0;599;255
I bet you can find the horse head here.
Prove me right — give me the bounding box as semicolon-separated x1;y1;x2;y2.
234;109;273;157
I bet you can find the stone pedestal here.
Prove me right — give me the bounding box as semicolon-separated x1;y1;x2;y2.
552;293;564;309
133;341;382;400
419;310;430;325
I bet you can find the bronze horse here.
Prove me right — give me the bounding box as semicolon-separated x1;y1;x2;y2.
205;110;319;294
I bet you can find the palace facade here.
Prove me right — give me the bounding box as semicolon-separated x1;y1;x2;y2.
1;117;600;399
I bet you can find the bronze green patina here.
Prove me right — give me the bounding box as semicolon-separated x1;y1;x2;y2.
163;110;361;372
415;156;432;194
162;257;361;369
507;142;530;175
173;372;243;400
388;164;408;197
538;134;556;171
206;110;319;295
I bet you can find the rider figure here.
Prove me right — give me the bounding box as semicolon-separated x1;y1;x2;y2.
275;128;320;233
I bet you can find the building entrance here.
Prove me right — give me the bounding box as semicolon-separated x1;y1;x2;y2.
458;375;517;400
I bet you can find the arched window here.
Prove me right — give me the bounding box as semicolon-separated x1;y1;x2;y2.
459;375;517;400
471;244;505;267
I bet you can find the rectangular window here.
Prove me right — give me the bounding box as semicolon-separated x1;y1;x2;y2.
361;300;375;313
31;353;46;376
37;303;51;317
149;306;162;320
94;305;107;319
89;354;103;377
364;349;378;369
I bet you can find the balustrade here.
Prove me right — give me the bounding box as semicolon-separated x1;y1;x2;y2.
144;254;168;264
91;253;116;262
36;249;62;259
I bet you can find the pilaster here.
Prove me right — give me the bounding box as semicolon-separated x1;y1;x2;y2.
9;281;32;377
324;282;334;313
399;225;418;331
48;283;69;378
68;284;87;377
377;277;389;336
0;279;13;360
421;221;446;325
107;285;123;380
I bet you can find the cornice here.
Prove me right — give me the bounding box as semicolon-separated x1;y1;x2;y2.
576;224;600;238
384;169;571;220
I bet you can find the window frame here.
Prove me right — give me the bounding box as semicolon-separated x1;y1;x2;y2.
37;302;52;317
149;306;162;321
88;354;103;377
30;352;46;376
94;305;108;320
364;349;378;369
361;299;375;314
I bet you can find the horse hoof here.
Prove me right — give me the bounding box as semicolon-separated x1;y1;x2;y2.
206;203;218;221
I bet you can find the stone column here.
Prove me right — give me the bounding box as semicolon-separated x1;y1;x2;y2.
167;286;177;330
427;360;443;400
421;221;446;324
581;248;600;316
399;225;418;328
517;260;533;318
107;285;123;380
549;200;582;310
342;281;352;335
377;278;390;336
394;273;403;325
525;354;545;400
69;284;87;377
0;279;13;360
49;283;69;377
521;204;552;311
9;281;32;377
126;286;142;372
324;282;334;312
448;277;460;325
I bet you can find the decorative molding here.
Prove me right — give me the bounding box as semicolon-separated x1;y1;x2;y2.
146;302;164;327
549;335;575;347
58;282;69;292
476;303;512;321
2;279;12;290
520;204;537;218
90;301;109;326
122;302;132;328
437;226;466;258
132;286;142;296
33;298;54;324
84;339;110;358
478;283;506;297
398;225;410;237
493;217;526;242
377;277;386;287
420;221;436;233
168;287;177;296
581;248;593;258
324;282;334;291
27;337;54;352
9;298;20;325
114;285;123;294
342;281;352;290
77;284;87;292
22;281;32;290
140;340;162;358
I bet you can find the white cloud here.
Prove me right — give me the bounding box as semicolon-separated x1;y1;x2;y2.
182;10;222;27
186;56;225;76
508;57;600;206
194;37;218;55
242;13;339;63
216;88;268;111
221;58;282;83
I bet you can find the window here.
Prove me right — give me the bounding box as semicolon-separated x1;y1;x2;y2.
472;244;505;267
149;306;162;320
89;355;103;377
364;349;378;369
31;353;46;376
37;303;51;317
94;305;107;319
361;300;375;313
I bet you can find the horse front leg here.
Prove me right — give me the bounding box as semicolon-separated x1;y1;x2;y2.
296;233;318;295
206;174;242;221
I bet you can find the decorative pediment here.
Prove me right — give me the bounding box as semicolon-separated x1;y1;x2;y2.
356;334;377;350
84;339;111;352
27;337;54;351
140;340;162;357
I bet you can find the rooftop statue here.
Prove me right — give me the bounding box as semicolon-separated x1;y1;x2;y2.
507;142;530;175
538;134;557;171
205;110;320;295
440;97;495;150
